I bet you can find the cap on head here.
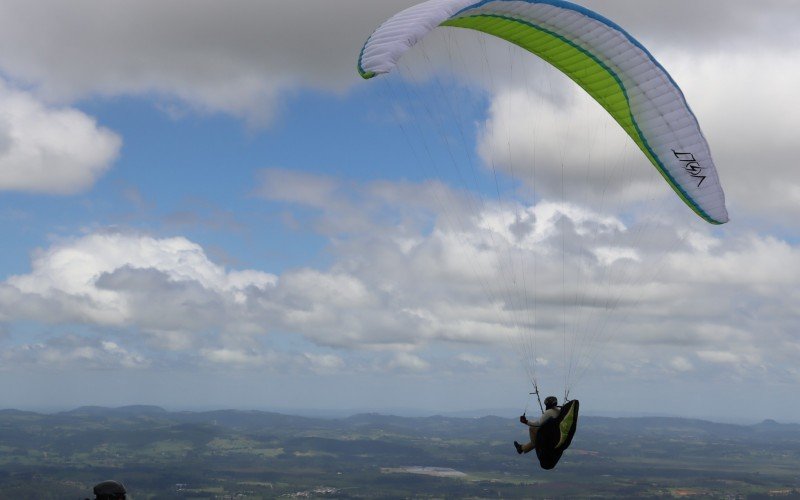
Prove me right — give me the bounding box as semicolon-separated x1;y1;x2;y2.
94;480;126;500
544;396;558;409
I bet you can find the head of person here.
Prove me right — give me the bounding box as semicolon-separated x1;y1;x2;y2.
544;396;558;409
93;480;126;500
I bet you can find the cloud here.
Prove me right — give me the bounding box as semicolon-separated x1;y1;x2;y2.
256;168;340;208
0;335;148;370
669;356;694;373
255;171;800;383
199;347;347;376
696;350;742;365
202;347;279;368
2;171;798;382
388;352;430;373
4;0;795;126
0;0;421;126
456;353;489;368
2;232;277;342
0;81;121;194
304;353;346;374
579;1;800;51
669;234;800;287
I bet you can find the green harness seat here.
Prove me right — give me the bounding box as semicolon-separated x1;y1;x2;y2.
535;399;579;470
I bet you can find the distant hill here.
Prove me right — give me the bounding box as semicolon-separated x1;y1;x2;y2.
3;406;799;442
59;405;169;417
1;406;799;498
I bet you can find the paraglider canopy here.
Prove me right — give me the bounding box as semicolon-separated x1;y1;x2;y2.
358;0;728;225
535;399;579;469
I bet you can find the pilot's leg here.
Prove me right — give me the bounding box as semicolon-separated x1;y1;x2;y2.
524;426;538;453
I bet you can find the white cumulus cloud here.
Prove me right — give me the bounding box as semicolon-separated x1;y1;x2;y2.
0;81;120;194
2;170;799;382
2;232;277;340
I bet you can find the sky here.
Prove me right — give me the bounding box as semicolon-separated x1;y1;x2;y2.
0;0;798;422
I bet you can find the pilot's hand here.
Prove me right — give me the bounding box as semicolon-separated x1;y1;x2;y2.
519;414;528;424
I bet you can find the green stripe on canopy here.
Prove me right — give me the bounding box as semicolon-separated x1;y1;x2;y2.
442;14;716;224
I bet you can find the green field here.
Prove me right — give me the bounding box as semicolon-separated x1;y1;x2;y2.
0;407;799;498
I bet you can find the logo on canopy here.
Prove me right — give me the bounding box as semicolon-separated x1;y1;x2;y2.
672;150;707;188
